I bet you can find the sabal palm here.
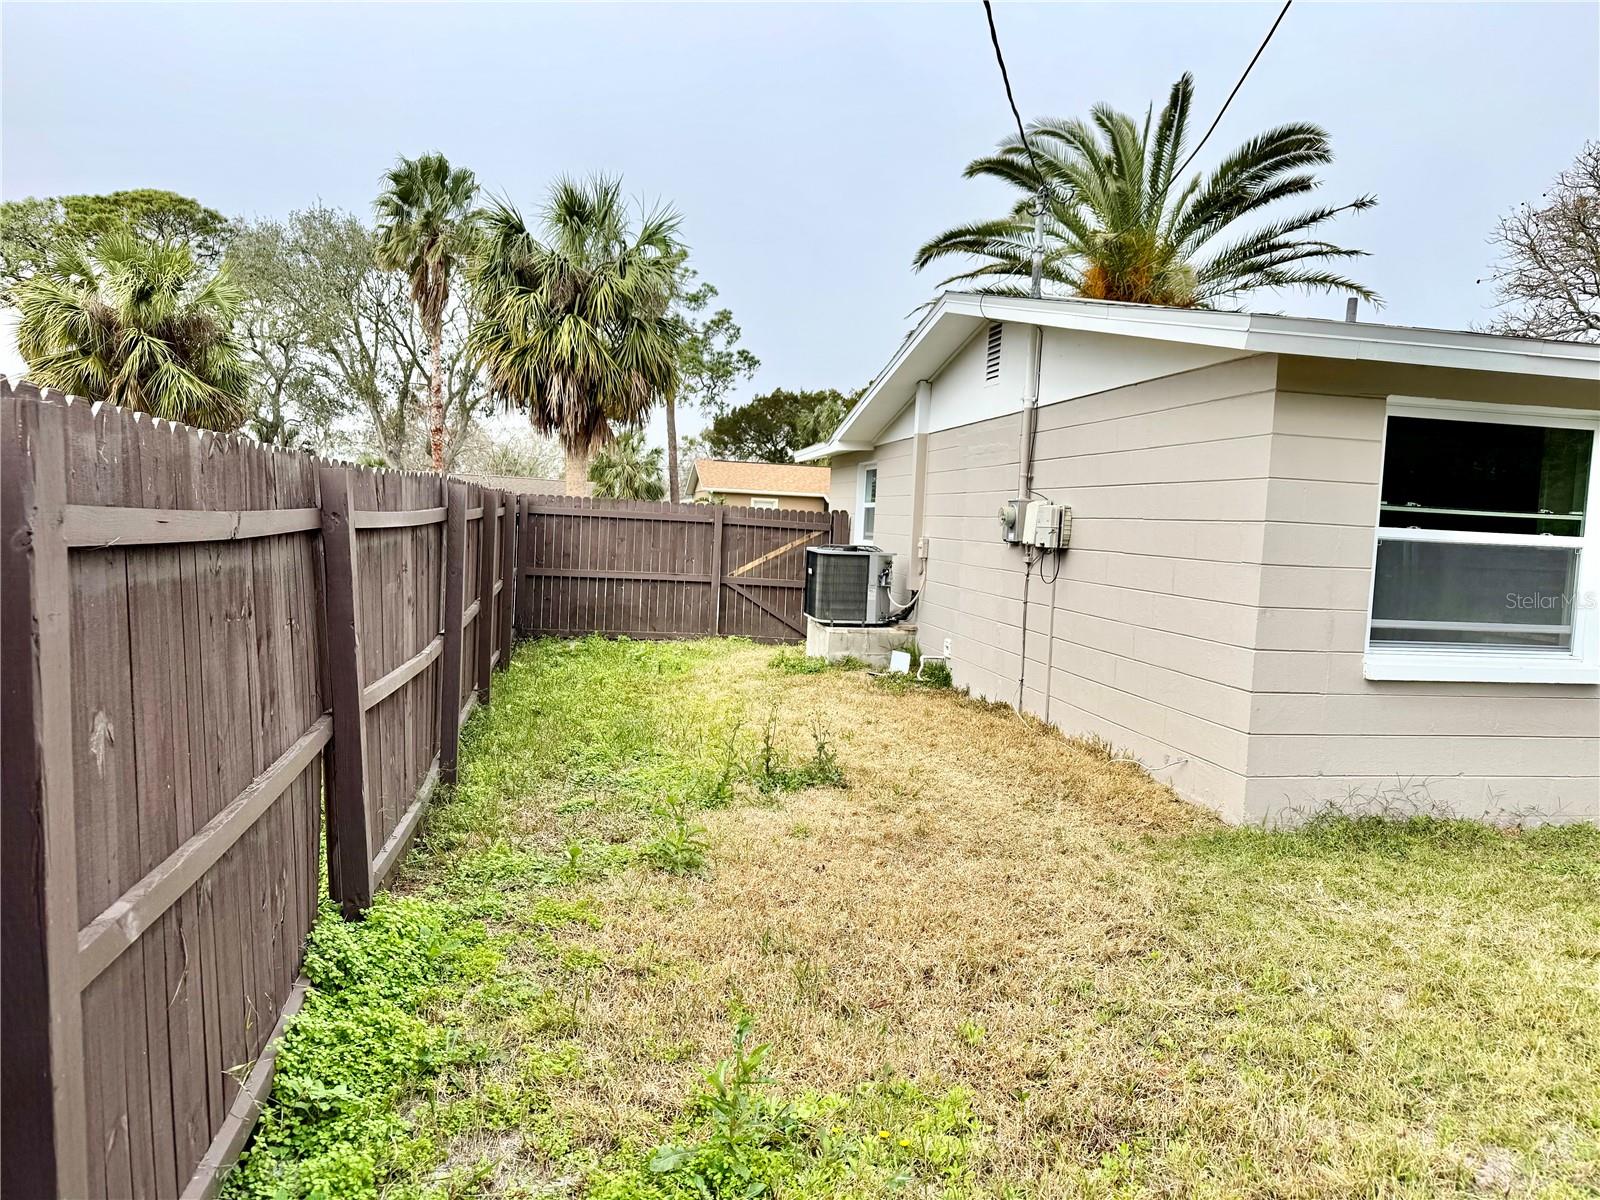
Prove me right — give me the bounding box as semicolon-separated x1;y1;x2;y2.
15;232;250;430
915;74;1378;309
374;152;479;470
588;427;666;500
468;176;683;495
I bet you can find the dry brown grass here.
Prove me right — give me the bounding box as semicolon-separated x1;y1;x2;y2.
392;638;1600;1199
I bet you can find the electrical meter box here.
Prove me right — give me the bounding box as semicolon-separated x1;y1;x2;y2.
1023;502;1072;550
998;498;1030;544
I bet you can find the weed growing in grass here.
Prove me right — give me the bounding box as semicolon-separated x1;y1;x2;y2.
918;659;953;688
769;648;867;674
643;800;711;875
221;897;493;1200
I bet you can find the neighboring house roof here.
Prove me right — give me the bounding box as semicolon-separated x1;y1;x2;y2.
687;459;831;499
795;291;1600;460
455;473;588;497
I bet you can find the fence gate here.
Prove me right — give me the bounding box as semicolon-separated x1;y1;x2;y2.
518;497;847;643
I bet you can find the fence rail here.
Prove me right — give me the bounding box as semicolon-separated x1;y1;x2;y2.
0;381;518;1200
518;495;845;642
0;379;844;1200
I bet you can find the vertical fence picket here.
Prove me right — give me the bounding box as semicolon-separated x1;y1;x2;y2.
498;492;516;666
1;389;89;1198
438;481;468;786
475;489;497;701
317;464;373;918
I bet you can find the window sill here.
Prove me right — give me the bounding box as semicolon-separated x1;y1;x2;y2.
1364;651;1600;685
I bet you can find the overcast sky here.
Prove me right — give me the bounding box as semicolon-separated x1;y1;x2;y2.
3;2;1596;446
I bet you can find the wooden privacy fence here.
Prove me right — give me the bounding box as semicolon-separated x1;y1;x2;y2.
1;381;518;1200
519;496;847;642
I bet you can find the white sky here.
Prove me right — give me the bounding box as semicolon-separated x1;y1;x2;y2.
3;2;1596;447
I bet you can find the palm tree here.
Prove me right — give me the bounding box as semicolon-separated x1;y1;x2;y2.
915;74;1378;309
468;176;683;495
374;152;479;471
14;232;250;429
588;428;666;500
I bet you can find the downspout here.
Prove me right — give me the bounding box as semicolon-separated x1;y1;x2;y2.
907;380;932;593
1015;191;1048;710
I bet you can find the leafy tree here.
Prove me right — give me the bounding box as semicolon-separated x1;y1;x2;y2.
232;206;486;468
588;427;665;500
375;153;481;470
1484;142;1600;342
15;232;249;429
667;269;760;502
469;176;683;495
703;388;853;463
453;424;564;478
915;73;1377;309
0;189;231;302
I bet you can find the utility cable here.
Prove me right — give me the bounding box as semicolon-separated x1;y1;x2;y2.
1172;0;1293;182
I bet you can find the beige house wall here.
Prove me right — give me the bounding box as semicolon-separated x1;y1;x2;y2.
1246;358;1600;823
826;329;1600;825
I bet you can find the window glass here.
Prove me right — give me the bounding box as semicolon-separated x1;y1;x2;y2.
1380;416;1591;535
751;498;778;510
860;467;877;541
1372;539;1577;650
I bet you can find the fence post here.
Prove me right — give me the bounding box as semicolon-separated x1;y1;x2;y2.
438;480;468;786
829;509;851;545
2;390;89;1198
318;464;373;918
514;493;530;637
709;506;725;636
475;488;497;702
498;490;516;665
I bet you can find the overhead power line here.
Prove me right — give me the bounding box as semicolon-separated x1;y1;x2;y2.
1172;0;1294;181
981;0;1040;181
980;0;1048;296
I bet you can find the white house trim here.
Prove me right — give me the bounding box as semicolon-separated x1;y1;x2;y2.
1361;395;1600;686
795;292;1600;462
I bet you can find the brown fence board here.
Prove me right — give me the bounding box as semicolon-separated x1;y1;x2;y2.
2;377;842;1200
1;378;529;1200
519;499;837;643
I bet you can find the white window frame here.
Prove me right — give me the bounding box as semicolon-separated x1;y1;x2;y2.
857;462;878;544
1363;396;1600;685
750;497;779;510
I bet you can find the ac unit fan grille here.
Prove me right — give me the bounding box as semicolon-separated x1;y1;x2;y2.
805;552;871;623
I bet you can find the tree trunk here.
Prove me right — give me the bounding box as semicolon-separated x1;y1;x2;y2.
427;320;445;472
564;441;590;496
665;393;681;504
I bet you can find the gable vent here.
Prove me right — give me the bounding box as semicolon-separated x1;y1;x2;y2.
984;322;1003;382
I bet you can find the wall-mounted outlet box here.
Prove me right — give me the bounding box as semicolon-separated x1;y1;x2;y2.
942;637;952;657
1023;502;1072;550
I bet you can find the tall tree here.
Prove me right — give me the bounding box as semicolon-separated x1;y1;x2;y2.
14;232;249;429
703;387;853;462
374;152;480;470
668;269;760;502
1483;142;1600;342
588;427;666;500
915;74;1377;309
469;176;683;495
0;189;231;303
233;206;486;467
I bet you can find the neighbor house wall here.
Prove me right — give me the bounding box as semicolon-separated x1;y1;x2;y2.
1243;359;1600;823
700;489;826;512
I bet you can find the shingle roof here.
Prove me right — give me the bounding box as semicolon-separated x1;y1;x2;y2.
691;459;831;497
